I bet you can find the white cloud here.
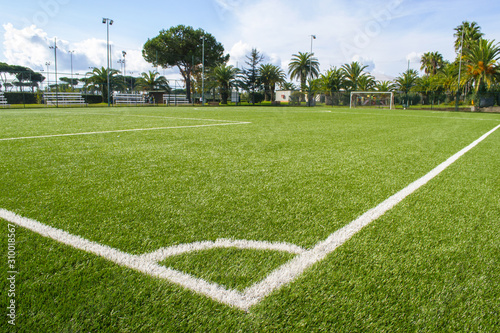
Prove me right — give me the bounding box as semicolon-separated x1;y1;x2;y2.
1;23;154;78
406;52;423;65
2;24;52;70
351;55;376;73
227;41;252;67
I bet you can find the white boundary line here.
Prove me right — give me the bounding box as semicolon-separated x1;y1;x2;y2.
1;124;498;311
0;122;251;141
326;110;500;122
0;109;245;123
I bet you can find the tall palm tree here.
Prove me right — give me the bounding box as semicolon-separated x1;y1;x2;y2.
420;51;445;75
464;39;500;92
85;67;123;102
394;69;420;93
279;81;297;91
136;71;170;92
212;64;240;104
357;74;376;91
454;21;484;54
319;66;345;105
437;61;459;96
288;52;320;93
341;61;369;91
259;64;286;101
374;80;396;92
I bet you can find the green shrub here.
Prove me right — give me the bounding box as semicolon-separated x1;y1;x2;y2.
3;92;38;104
83;95;103;104
288;91;303;106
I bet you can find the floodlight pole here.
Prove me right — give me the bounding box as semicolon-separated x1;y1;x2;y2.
49;38;58;108
201;35;205;106
309;35;316;107
69;50;74;91
122;51;126;82
45;62;50;92
103;18;113;107
455;29;464;112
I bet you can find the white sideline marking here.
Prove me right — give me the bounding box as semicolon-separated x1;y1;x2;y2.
64;111;246;123
327;110;500;122
0;122;251;141
1;124;498;311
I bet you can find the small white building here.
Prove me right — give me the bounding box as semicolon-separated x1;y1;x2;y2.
275;90;293;103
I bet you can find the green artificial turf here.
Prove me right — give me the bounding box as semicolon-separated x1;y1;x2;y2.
161;248;296;291
0;106;498;331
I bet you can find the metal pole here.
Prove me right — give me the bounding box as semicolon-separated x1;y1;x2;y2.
309;35;316;107
455;29;465;111
103;18;113;107
69;50;74;91
49;39;58;107
107;22;110;106
202;36;205;106
122;51;126;84
45;62;50;92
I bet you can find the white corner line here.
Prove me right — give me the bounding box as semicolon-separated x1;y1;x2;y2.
239;123;500;309
0;124;498;311
0;122;251;141
140;239;305;262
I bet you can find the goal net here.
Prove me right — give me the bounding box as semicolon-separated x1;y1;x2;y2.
350;91;394;109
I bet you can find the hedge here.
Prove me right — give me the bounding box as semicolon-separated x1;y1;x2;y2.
3;92;37;104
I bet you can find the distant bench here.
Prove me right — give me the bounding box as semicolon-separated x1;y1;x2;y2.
114;93;145;105
0;92;9;107
163;94;190;106
44;92;85;106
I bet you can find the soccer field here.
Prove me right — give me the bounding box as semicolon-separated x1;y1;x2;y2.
1;106;499;331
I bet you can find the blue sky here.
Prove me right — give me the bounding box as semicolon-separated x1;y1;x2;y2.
1;0;499;83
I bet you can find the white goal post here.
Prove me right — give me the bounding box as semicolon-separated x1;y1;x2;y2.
350;91;394;109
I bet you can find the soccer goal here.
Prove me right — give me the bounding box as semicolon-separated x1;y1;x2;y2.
350;91;394;109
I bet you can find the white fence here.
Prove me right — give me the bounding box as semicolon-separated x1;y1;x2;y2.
163;94;190;106
114;93;146;105
44;92;85;106
0;92;9;107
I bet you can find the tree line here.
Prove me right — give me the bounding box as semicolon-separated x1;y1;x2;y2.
140;21;500;107
1;21;498;107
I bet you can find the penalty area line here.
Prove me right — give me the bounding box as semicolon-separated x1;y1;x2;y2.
0;122;251;141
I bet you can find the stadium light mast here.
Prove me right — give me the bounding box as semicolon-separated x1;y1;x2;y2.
102;18;113;107
455;29;465;111
49;38;58;108
45;62;51;92
309;35;316;107
201;35;205;106
122;51;127;80
69;50;75;91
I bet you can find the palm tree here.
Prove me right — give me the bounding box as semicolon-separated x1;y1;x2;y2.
212;64;240;104
357;74;376;91
85;67;123;102
136;71;170;92
464;39;500;92
454;21;484;54
279;81;297;91
318;67;345;105
394;69;420;93
341;61;369;91
259;64;286;101
420;51;444;76
394;69;419;107
288;52;320;93
374;80;396;92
